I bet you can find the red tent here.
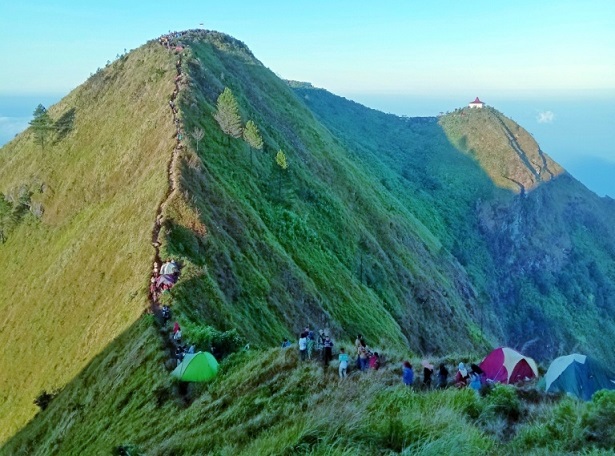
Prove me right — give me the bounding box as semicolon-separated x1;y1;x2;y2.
479;347;538;384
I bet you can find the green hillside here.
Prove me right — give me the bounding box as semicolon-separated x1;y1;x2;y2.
2;30;615;454
0;42;176;442
293;85;615;365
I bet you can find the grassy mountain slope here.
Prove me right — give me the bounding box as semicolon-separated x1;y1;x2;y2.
156;30;490;354
293;86;615;364
4;319;615;455
2;30;615;455
440;106;564;192
0;42;176;442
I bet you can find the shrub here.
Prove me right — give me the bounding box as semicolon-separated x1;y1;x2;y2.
33;389;58;411
583;390;615;448
482;384;521;421
186;325;245;359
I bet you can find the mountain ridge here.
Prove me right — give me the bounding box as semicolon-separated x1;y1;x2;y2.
1;30;615;453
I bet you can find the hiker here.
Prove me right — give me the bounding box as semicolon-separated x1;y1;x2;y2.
160;259;171;275
153;262;159;276
150;277;157;298
402;361;414;386
323;335;333;367
281;338;291;348
298;332;308;361
187;344;195;354
318;329;326;352
355;334;364;369
437;363;449;388
306;327;315;359
422;361;434;388
338;347;349;379
175;346;185;366
469;371;481;392
161;305;171;325
455;362;470;388
167;258;179;276
469;363;484;392
369;352;381;370
173;322;182;343
358;343;370;371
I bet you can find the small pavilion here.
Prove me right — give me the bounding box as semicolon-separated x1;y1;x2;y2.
468;97;485;108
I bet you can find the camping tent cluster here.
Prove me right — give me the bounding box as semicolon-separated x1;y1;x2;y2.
478;347;615;401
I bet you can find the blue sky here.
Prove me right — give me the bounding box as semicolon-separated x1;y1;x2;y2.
1;1;614;195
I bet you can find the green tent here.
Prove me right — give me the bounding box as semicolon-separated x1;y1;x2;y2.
171;351;219;382
544;354;615;401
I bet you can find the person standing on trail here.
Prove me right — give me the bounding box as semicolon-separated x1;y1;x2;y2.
298;332;308;361
437;363;449;389
161;305;171;325
455;363;469;388
305;327;315;359
369;352;381;370
338;347;349;379
354;334;364;369
358;343;369;371
323;336;334;367
402;361;414;386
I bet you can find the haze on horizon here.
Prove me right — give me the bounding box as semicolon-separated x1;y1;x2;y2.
1;0;613;196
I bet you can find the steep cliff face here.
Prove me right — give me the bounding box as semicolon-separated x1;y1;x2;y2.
477;174;615;361
439;107;564;193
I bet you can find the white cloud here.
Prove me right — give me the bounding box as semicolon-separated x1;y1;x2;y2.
536;110;555;124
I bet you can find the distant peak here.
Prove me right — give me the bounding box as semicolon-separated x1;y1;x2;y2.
439;107;564;192
285;80;316;89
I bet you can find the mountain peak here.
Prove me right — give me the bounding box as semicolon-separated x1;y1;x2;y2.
439;106;564;192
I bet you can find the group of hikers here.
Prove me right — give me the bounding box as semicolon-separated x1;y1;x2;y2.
292;330;487;390
158;31;187;50
292;330;383;379
150;258;180;302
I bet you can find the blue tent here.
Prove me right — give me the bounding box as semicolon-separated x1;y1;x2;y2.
544;354;615;401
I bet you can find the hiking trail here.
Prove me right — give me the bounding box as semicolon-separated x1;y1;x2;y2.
149;49;185;316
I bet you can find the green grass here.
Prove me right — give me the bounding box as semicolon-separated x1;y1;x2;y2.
0;42;176;442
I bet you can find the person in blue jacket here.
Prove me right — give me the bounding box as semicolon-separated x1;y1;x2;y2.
402;361;414;386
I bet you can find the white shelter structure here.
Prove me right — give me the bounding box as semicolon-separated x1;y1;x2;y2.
469;97;485;108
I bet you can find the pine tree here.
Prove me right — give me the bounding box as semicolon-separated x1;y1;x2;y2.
213;87;242;139
243;120;263;166
275;150;288;199
191;127;204;152
29;104;54;151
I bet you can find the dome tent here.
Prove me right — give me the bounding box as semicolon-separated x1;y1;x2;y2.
479;347;538;384
544;354;615;401
172;352;219;382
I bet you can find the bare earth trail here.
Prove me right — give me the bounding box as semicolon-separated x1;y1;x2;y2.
149;49;185;316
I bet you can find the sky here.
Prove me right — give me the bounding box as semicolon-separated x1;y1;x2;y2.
1;0;613;195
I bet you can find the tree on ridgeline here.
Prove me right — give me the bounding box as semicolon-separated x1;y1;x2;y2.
214;87;242;142
29;104;54;151
191;127;204;152
275;150;288;199
243;120;263;167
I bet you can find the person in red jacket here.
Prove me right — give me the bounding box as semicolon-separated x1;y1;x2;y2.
369;352;381;370
455;362;470;388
